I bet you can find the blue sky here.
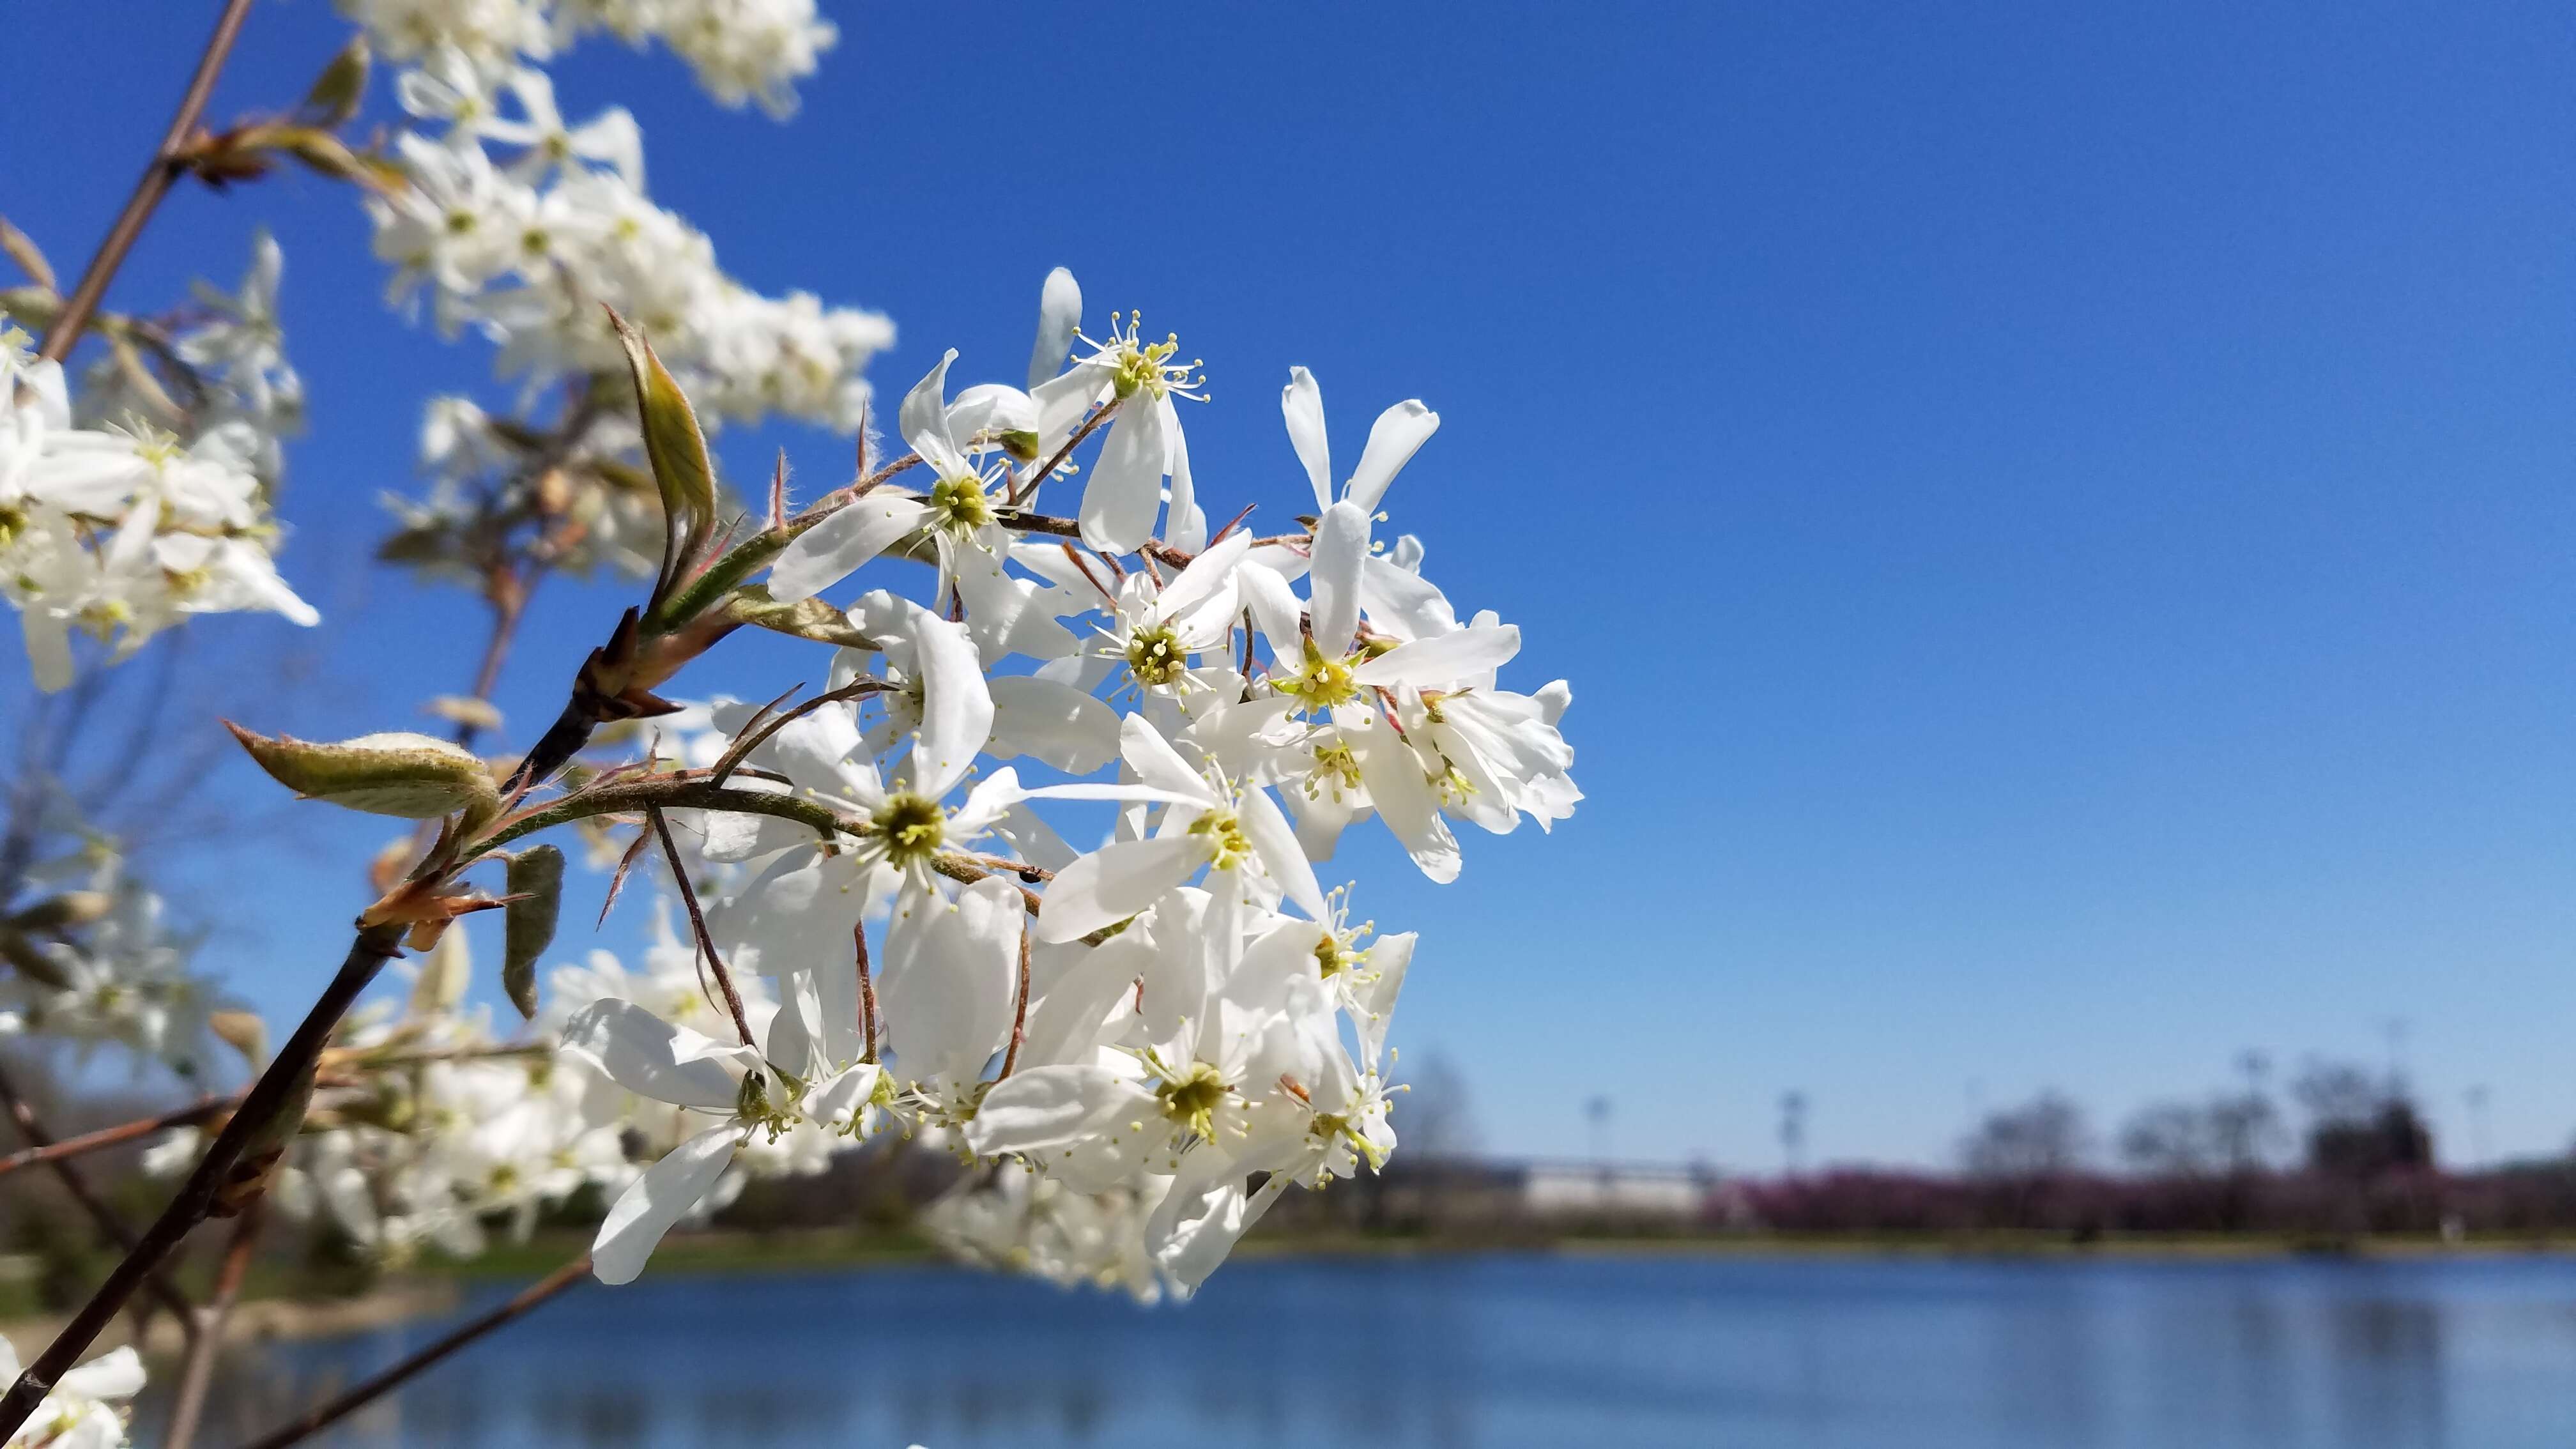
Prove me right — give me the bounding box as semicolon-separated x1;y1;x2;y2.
3;3;2568;1169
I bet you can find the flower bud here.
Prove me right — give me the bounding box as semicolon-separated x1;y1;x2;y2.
8;891;112;933
226;723;503;826
410;926;471;1015
208;1009;268;1069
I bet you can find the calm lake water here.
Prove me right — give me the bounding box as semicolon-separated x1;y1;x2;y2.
169;1252;2576;1448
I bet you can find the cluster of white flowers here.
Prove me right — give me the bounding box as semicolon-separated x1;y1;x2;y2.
377;394;666;587
547;272;1577;1296
0;846;231;1084
921;1163;1168;1303
150;901;854;1267
0;1335;138;1449
342;0;837;118
1;244;319;692
371;49;890;428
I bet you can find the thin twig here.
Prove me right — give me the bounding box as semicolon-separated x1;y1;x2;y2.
161;1200;263;1449
1008;397;1120;507
853;921;877;1065
999;921;1032;1080
0;1093;236;1182
36;0;259;363
231;1255;592;1449
452;573;533;751
470;774;854;859
0;1059;201;1331
647;806;755;1046
708;677;890;786
0;925;406;1442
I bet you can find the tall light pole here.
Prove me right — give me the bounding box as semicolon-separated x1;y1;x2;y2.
1779;1091;1807;1177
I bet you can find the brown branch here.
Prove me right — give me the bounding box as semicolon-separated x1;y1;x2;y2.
928;854;1040;913
161;1200;263;1449
0;924;406;1443
469;773;854;859
452;575;532;751
1008;397;1120;507
999;920;1032;1080
0;1093;237;1182
36;0;259;363
231;1254;592;1449
647;806;755;1047
852;921;877;1065
0;1059;201;1330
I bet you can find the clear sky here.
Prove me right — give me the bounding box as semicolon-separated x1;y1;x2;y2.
3;3;2568;1170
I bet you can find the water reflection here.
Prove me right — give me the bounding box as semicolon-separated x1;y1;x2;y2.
140;1253;2576;1448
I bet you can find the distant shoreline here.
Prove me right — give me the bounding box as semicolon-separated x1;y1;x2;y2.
417;1227;2576;1283
12;1230;2566;1354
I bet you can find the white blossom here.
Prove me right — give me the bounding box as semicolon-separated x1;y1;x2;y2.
0;1334;140;1449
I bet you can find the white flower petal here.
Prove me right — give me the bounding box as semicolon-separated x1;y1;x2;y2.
1117;712;1215;801
898;349;965;475
1147;527;1251;629
900;601;995;801
56;1347;143;1402
1078;394;1167;553
1358;553;1458;641
1350;623;1521;689
1280;366;1331;513
986;676;1120;773
1238;559;1307;662
1341;709;1461;884
1028;268;1083;390
964;1064;1157;1158
715;854;870;979
1037;834;1209;943
767;496;928;602
558;999;747;1112
1236;783;1326;920
1344;399;1438;514
591;1124;740;1285
881;877;1019;1093
1308;502;1371;658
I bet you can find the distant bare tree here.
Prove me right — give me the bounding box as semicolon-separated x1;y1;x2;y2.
1960;1091;2089;1179
1396;1050;1482;1161
2120;1070;2287;1180
2292;1059;2384;1128
2119;1102;2216;1177
2206;1089;2286;1173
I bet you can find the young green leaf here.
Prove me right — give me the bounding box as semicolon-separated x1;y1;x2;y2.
502;845;566;1020
299;36;371;128
723;585;878;650
608;308;719;629
226;724;502;826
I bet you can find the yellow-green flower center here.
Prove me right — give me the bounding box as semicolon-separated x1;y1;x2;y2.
736;1068;806;1141
1187;809;1250;871
1124;626;1188;687
1112;335;1183;399
873;792;946;868
1314;932;1358;979
928;474;993;533
1308;740;1362;794
1309;1110;1389;1169
1155;1061;1230;1143
1278;639;1359;710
